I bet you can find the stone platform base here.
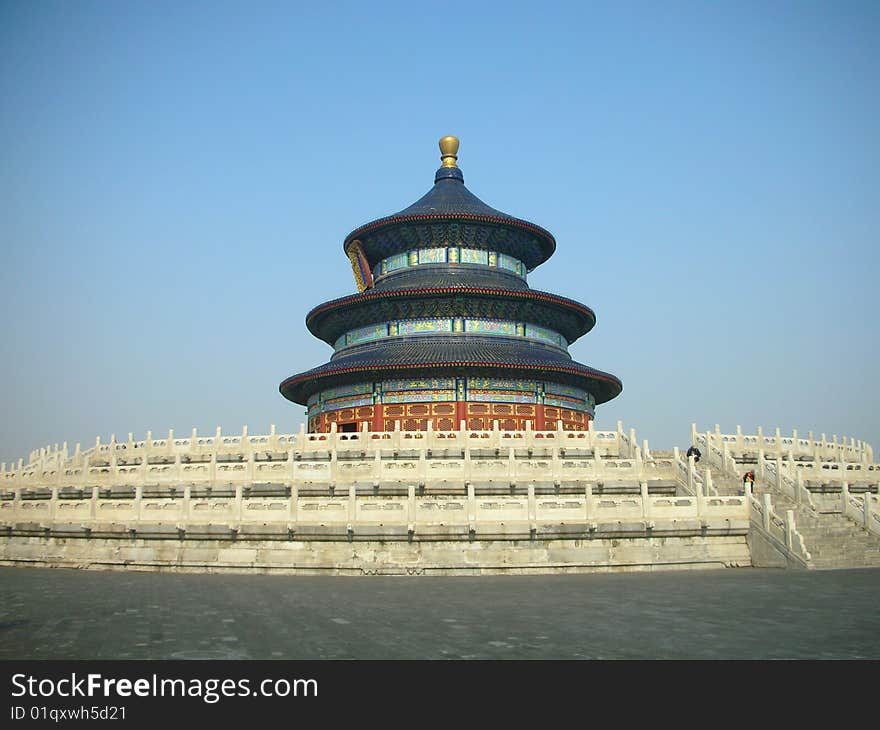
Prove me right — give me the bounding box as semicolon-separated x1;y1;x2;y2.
0;534;751;575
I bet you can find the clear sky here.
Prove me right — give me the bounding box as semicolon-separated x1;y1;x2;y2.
1;0;877;464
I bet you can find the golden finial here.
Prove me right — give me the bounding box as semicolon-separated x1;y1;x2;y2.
439;135;460;168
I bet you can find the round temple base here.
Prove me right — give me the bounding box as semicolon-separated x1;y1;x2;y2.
308;402;591;433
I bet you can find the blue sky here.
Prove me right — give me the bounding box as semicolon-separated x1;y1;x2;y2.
1;0;877;463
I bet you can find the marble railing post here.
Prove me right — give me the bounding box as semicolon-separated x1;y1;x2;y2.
585;481;594;522
687;455;696;494
347;485;356;530
134;485;142;525
47;487;58;524
407;485;415;533
183;485;192;526
419;448;427;485
139;448;149;484
246;444;256;482
289;484;298;526
466;482;475;533
841;482;849;514
527;484;536;531
762;494;772;532
234;484;243;525
372;449;381;484
90;486;100;523
785;510;795;550
640;481;650;520
728;449;739;475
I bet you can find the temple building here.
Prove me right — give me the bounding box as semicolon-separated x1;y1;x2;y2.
280;137;622;433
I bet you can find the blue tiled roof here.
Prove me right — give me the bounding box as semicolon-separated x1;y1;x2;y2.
392;166;514;218
371;265;529;292
280;335;622;406
343;166;556;270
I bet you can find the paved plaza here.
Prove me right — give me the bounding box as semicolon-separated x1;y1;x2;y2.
1;566;879;660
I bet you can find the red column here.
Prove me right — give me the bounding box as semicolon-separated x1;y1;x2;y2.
455;401;467;430
372;405;384;432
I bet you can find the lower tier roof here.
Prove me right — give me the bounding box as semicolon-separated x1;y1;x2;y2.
280;335;622;406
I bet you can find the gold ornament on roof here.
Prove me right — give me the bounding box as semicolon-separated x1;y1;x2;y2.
439;136;459;168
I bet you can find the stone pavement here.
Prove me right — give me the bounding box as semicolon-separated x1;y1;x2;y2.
1;566;879;660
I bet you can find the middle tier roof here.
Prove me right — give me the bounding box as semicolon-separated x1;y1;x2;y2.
306;281;597;347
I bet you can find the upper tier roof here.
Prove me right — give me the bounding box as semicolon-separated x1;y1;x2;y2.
343;139;556;271
389;166;512;218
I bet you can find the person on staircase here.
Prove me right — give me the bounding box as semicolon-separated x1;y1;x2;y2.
742;470;755;495
686;445;701;463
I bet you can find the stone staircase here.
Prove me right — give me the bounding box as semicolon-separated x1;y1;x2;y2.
793;510;880;569
701;463;743;497
649;451;741;497
740;465;880;569
667;447;880;569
